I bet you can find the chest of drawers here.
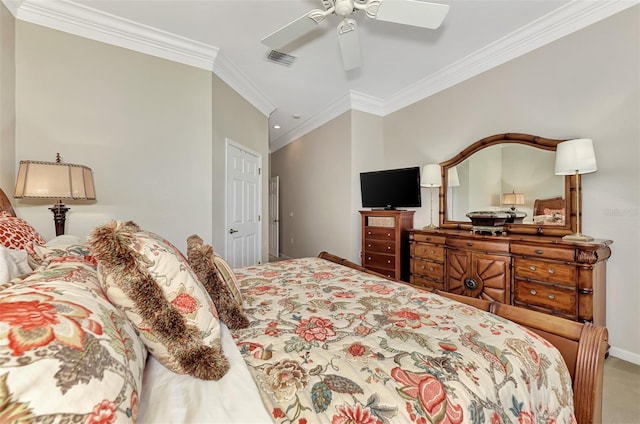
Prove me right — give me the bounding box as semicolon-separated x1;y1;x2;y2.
409;229;612;325
360;210;414;281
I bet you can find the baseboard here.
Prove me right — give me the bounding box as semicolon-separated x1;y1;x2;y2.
609;346;640;366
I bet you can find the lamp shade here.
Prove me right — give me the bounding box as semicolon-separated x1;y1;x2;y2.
502;192;525;206
448;166;460;187
554;138;597;175
421;164;441;188
14;160;96;200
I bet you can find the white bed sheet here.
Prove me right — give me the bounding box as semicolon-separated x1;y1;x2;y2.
138;323;271;424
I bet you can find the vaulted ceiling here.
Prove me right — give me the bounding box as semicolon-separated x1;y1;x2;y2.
5;0;635;150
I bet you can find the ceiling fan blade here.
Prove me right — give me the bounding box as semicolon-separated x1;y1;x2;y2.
337;19;362;71
372;0;450;29
261;9;328;50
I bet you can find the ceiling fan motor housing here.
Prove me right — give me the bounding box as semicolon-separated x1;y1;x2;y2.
334;0;355;17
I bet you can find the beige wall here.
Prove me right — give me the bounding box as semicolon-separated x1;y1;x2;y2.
0;2;15;191
384;6;639;362
270;111;352;259
11;20;268;256
271;6;640;362
212;76;269;262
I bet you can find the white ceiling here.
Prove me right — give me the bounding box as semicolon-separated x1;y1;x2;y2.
5;0;636;150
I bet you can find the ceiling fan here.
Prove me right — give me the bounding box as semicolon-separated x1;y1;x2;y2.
261;0;450;71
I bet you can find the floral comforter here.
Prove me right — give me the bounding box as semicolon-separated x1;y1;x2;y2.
232;257;576;424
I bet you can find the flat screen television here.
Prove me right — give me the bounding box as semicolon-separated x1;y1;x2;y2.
360;166;422;210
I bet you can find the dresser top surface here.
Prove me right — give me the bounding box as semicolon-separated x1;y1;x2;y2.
410;228;612;249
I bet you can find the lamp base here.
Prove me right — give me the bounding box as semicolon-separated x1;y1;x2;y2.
422;224;439;230
562;233;594;242
49;202;70;237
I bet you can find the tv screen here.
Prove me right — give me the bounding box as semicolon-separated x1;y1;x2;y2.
360;166;422;209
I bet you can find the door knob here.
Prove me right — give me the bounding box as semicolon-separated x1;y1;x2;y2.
229;228;238;234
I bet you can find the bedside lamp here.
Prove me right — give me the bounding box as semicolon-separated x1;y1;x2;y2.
421;164;441;230
501;191;525;211
14;153;96;236
554;138;597;242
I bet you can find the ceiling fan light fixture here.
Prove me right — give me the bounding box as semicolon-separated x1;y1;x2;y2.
261;0;449;71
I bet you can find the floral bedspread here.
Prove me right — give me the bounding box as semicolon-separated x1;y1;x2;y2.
232;257;576;424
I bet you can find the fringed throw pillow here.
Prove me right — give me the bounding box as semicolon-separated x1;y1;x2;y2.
88;220;229;380
186;235;249;330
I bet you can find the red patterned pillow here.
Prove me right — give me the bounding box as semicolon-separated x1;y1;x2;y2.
0;212;46;249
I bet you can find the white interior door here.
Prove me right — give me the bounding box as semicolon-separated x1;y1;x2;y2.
269;176;280;258
226;140;261;267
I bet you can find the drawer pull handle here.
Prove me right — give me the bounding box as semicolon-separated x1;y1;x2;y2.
529;265;536;271
466;242;473;247
387;246;391;250
387;233;391;237
548;293;555;300
387;260;391;264
530;289;537;296
535;249;543;254
367;257;372;261
430;250;435;254
548;269;555;274
429;267;434;272
464;277;479;290
420;265;425;270
367;231;372;235
367;244;372;248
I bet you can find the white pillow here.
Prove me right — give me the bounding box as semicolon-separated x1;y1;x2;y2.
0;246;32;283
45;234;86;246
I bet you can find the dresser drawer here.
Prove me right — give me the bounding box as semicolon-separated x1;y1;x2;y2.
367;266;397;280
514;280;577;316
411;243;445;262
411;259;444;281
514;258;576;286
411;233;446;245
364;239;395;254
411;275;444;291
364;227;396;241
447;238;509;253
363;252;395;269
511;243;575;262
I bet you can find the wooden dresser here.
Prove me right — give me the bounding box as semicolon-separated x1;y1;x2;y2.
360;210;415;281
410;228;612;325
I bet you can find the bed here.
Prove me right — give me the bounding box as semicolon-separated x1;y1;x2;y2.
532;196;566;226
0;195;607;423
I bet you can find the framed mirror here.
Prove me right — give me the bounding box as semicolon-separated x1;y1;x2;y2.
439;133;578;236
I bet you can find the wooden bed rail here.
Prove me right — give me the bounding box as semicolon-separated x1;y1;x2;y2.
318;251;608;424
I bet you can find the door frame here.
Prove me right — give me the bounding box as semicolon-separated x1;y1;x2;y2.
269;175;280;258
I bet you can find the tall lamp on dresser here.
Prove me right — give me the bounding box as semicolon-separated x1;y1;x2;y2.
554;138;598;242
421;164;441;230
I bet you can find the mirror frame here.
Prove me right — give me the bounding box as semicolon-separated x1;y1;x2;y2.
439;133;578;236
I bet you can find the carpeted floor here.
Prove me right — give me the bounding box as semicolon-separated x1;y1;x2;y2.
603;357;640;423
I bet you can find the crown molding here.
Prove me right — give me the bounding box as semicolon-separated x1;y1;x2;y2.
350;90;386;116
4;0;636;147
4;0;275;117
384;0;639;114
212;53;276;117
270;92;353;152
270;90;384;151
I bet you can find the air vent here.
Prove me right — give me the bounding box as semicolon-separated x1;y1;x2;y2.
266;50;297;67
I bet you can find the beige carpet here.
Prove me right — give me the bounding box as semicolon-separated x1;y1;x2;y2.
603;357;640;423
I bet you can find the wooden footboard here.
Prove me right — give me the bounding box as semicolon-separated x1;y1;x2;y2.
318;251;608;424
